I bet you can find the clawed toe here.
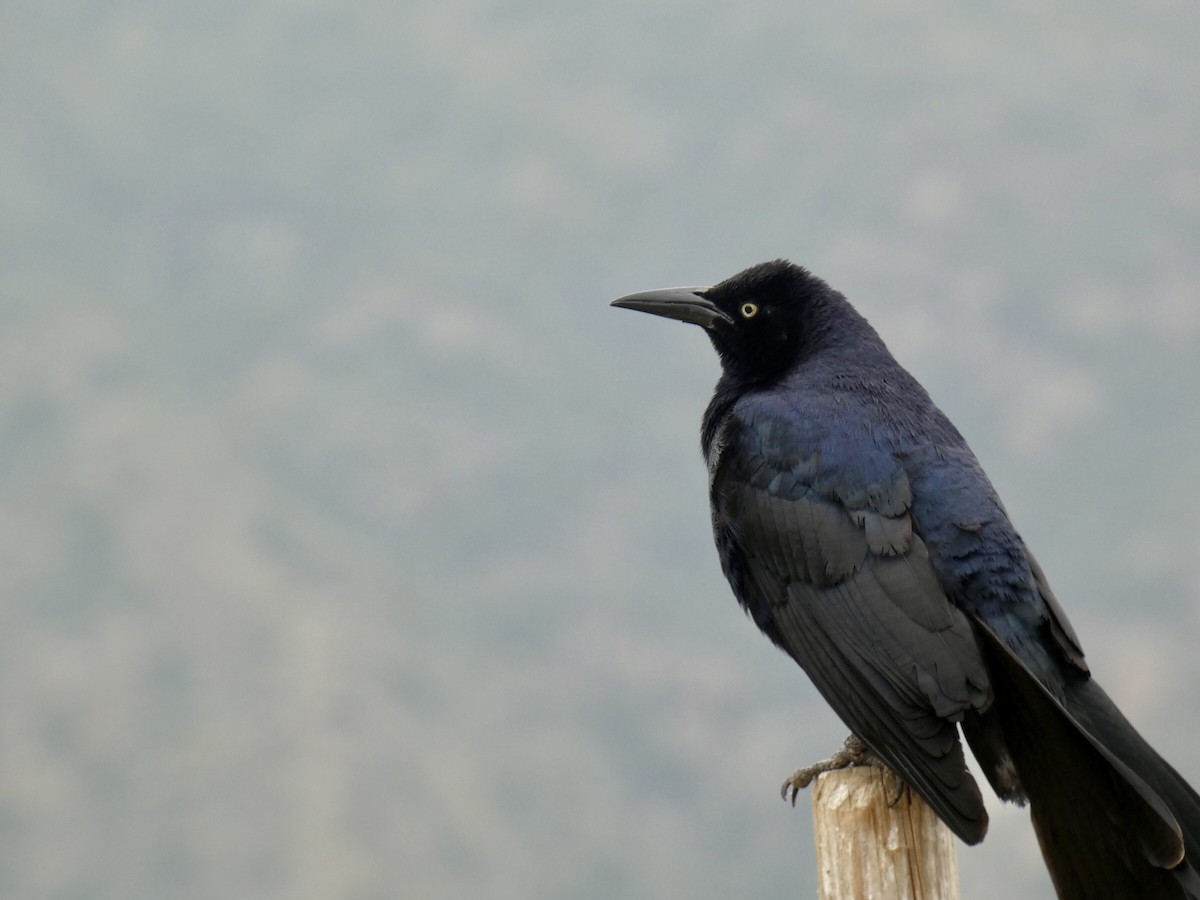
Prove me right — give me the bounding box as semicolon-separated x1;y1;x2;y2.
780;734;902;807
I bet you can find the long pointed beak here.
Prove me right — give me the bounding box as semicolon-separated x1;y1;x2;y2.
610;286;731;328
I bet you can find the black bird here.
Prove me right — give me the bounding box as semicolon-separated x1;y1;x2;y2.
612;260;1200;900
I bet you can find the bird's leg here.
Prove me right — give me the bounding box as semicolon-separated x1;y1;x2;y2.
781;733;906;807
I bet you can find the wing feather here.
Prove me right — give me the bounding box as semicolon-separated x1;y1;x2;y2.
715;418;992;842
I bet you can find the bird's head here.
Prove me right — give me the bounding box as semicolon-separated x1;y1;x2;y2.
611;259;835;383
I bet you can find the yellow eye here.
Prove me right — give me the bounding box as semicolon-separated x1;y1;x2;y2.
740;302;759;318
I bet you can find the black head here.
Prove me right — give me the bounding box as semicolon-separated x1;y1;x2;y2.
611;259;838;383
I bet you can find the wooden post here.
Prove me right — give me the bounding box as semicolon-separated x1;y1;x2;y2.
811;766;960;900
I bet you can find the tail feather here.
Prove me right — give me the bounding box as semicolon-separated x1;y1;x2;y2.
969;623;1200;900
1064;676;1200;869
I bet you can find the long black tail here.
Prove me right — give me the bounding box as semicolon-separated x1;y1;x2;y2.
968;624;1200;900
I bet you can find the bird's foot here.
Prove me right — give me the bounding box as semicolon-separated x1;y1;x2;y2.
781;734;900;806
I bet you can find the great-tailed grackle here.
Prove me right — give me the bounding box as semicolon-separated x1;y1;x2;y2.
612;260;1200;900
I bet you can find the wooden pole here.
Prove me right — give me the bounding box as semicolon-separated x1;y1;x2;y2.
811;766;961;900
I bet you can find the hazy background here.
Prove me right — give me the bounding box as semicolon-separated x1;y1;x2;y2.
4;1;1199;898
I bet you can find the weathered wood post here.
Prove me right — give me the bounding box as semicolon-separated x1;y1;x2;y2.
811;766;961;900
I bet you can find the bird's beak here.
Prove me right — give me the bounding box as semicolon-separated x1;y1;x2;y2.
610;287;732;328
